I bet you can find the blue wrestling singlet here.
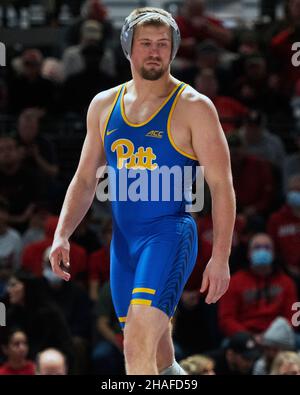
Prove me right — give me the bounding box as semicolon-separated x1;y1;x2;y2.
102;81;199;329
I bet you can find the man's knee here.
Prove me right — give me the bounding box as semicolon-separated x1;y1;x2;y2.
123;306;168;363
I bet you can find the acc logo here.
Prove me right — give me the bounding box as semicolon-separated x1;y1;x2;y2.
111;138;158;170
0;42;6;67
145;130;164;139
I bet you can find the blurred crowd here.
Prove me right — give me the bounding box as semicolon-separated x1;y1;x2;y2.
1;0;300;375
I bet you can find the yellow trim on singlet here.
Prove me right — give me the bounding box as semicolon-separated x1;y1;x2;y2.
120;82;182;128
131;299;152;306
118;317;127;323
167;84;198;161
101;85;123;143
132;288;156;295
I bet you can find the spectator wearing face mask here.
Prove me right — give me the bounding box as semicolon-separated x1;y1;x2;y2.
218;233;298;337
253;317;296;375
267;174;300;292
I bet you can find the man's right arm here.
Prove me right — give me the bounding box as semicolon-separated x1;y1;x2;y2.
50;89;115;280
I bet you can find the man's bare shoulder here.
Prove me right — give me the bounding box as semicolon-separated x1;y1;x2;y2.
91;84;123;110
180;84;214;113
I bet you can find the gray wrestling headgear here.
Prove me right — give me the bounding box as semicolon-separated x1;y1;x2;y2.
120;11;181;61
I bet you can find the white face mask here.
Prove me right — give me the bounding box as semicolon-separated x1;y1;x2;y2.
43;267;63;286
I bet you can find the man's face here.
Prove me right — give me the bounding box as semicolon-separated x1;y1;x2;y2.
131;24;172;81
289;0;300;22
6;331;29;360
0;138;20;168
227;350;254;374
248;234;274;276
18;109;39;143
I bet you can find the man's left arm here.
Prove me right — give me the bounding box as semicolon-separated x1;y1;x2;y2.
189;95;236;304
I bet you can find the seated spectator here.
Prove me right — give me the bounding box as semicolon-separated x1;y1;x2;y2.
206;332;260;375
253;317;296;375
219;233;298;337
17;108;59;180
63;19;115;79
180;354;215;375
0;135;40;231
22;203;50;248
173;289;222;357
196;212;246;272
36;348;67;375
175;40;232;95
267;174;300;289
0;328;35;375
62;43;113;114
71;210;101;255
22;216;87;284
228;134;276;218
0;197;22;298
3;270;74;370
175;0;233;65
7;49;56;114
42;247;92;374
195;69;248;134
88;218;111;301
92;281;124;374
65;0;113;47
270;351;300;375
239;110;286;170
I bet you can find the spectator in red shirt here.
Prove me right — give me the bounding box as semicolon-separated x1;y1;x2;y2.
219;233;298;337
0;328;35;375
267;173;300;287
88;218;111;301
195;69;248;135
228;134;276;218
175;0;233;64
22;216;87;284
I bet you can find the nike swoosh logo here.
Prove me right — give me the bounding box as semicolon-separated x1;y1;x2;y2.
106;129;118;136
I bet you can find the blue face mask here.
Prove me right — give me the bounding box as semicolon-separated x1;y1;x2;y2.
287;191;300;208
43;267;63;286
250;248;273;267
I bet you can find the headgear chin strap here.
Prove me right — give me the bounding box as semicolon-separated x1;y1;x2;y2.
120;11;181;61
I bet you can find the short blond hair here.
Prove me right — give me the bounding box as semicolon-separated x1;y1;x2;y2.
270;351;300;375
180;355;215;375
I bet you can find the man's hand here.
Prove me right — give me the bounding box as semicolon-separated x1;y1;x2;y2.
49;238;71;281
200;258;230;304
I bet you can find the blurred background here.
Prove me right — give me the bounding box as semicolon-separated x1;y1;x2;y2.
1;0;300;376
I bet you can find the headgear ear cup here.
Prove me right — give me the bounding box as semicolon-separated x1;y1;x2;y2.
120;11;181;61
